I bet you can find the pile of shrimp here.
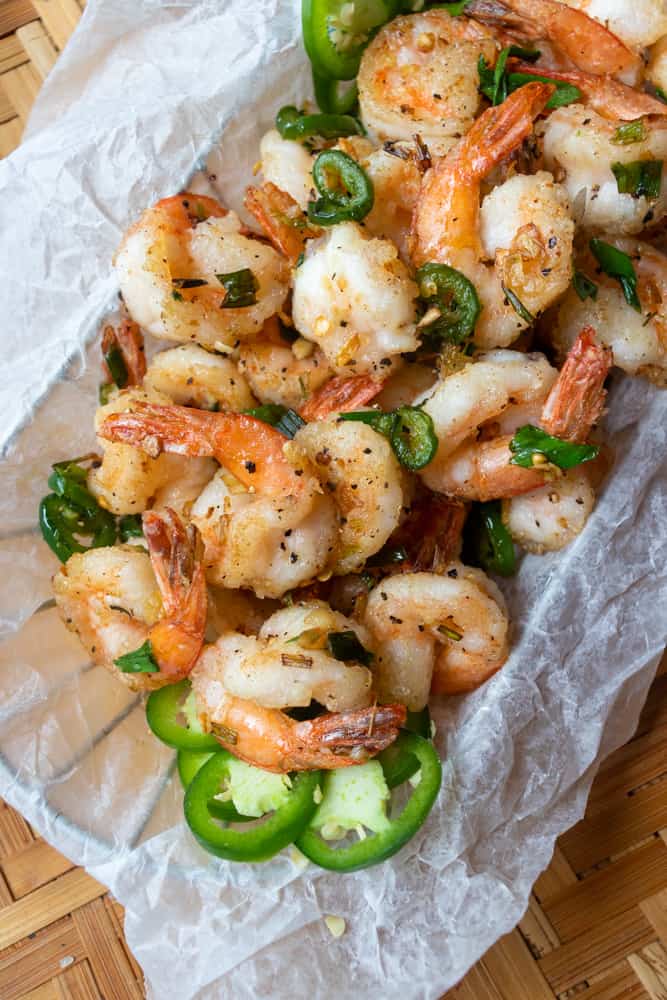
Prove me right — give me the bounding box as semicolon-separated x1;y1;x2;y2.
51;0;666;774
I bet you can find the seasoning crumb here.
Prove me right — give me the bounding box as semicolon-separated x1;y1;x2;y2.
324;915;346;938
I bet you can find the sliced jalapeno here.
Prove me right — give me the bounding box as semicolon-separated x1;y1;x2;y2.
390;406;438;471
308;150;374;225
302;0;399;81
313;70;359;115
39;493;117;563
465;501;516;577
184;754;321;862
146;679;219;751
378;707;432;788
416;262;481;345
296;732;441;872
275;105;362;141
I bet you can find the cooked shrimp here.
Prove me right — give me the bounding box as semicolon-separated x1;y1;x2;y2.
194;602;375;714
357;10;499;154
558;0;667;51
189;684;406;772
259;129;315;210
647;36;667;96
540;106;667;234
144;344;255;412
115;193;289;352
99;401;339;597
292;221;419;374
358;144;424;261
411;83;575;349
502;468;596;552
294;417;405;575
373;361;439;411
206;587;280;638
419;349;557;496
244;182;321;265
53;509;206;691
466;0;640;79
101;316;146;388
238;318;333;411
552;239;667;384
89;388;215;516
363;567;510;707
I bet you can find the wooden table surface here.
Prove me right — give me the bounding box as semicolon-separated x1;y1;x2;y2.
2;3;667;997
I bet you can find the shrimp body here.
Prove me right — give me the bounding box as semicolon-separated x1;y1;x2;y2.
502;468;596;552
194;602;374;713
259;129;314;210
358;10;499;154
144;345;255;412
115;194;289;352
411;84;574;348
294;417;405;575
292;222;419;374
99;401;340;597
363;567;510;708
552;239;667;383
238;321;333;411
419;350;558;495
53;510;206;691
541;106;667;234
90;388;215;516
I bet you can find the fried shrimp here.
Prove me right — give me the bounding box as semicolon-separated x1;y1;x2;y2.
364;567;510;707
89;388;215;516
194;602;375;713
99;401;339;597
411;83;574;349
115;193;290;352
238;318;334;411
294;416;405;575
357;9;499;154
53;509;206;691
144;344;255;412
559;0;667;51
502;468;596;552
541;106;667;234
292;222;419;375
552;239;667;384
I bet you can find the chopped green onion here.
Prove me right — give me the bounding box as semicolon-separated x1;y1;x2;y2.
307;150;374;226
464;501;516;577
275;104;363;142
656;86;667;104
216;269;259;308
171;278;209;289
507;72;581;109
327;631;373;666
416;262;481;344
590;238;641;311
611;120;648;145
367;544;408;568
115;639;159;674
103;344;128;389
438;624;463;641
502;284;535;324
573;270;598;301
478;47;576;109
509;425;599;470
119;514;143;541
245;403;305;439
99;383;116;405
48;460;101;516
611;160;662;200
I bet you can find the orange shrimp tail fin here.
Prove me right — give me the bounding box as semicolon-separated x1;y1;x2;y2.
541;327;613;443
245;182;320;265
300;374;384;421
101;318;146;387
389;495;468;572
100;402;304;496
512;63;667;121
143;509;207;679
295;703;407;768
466;81;554;177
157;192;228;231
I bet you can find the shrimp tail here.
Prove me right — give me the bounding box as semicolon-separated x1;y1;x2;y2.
299;374;384;421
101;318;146;386
512;63;667;120
143;508;207;678
540;327;612;442
245;182;320;264
294;703;407;766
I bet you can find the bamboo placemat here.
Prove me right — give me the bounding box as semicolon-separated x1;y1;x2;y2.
3;4;667;997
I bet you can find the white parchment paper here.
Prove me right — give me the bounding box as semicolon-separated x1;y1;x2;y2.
1;1;666;996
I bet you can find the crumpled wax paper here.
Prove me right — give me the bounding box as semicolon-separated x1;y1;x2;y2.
0;1;665;996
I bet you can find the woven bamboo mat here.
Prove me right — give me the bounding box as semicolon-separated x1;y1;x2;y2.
3;4;667;998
